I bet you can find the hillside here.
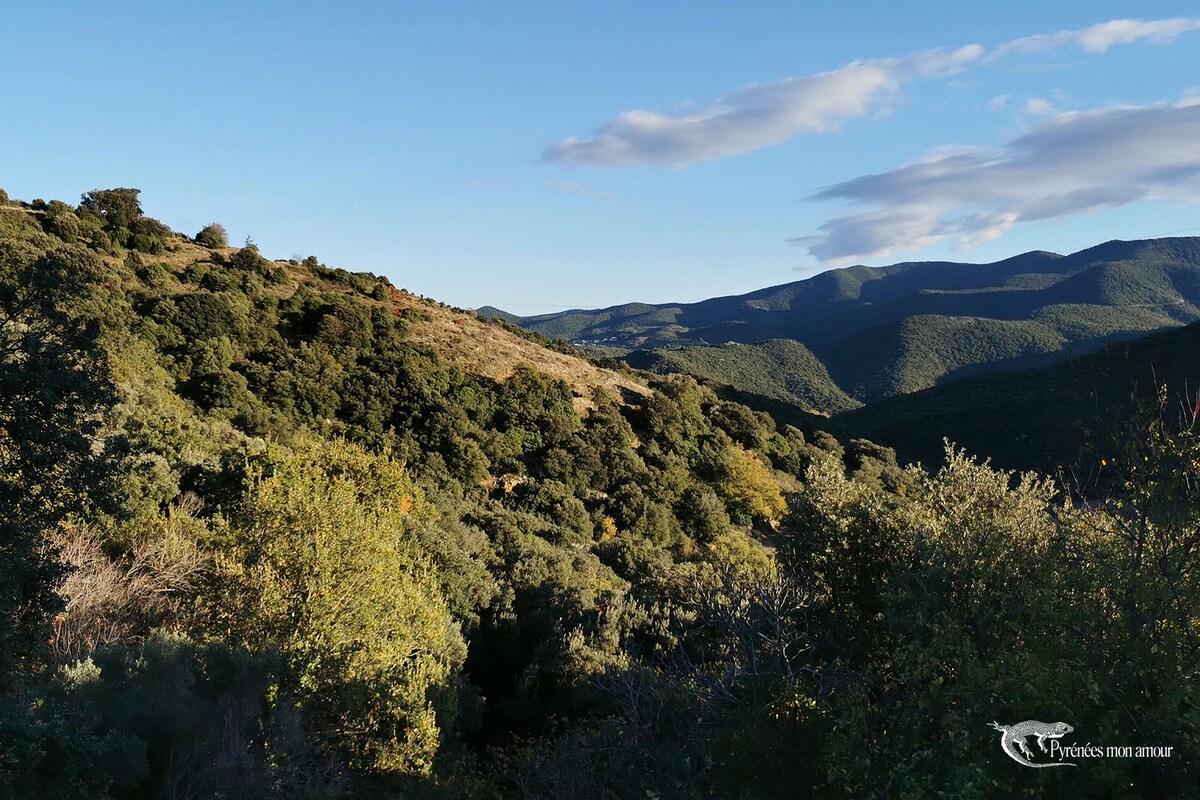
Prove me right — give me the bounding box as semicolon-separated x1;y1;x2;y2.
816;315;1069;401
0;188;828;797
392;291;648;412
837;319;1200;476
498;238;1200;408
624;339;859;413
4;188;1200;799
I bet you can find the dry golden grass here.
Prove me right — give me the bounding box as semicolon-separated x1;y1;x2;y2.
389;289;648;412
153;237;230;267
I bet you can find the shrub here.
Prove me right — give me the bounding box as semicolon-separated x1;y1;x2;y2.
195;223;228;249
42;200;81;243
129;233;164;254
229;242;271;272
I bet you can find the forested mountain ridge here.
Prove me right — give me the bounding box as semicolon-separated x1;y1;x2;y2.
495;237;1200;407
835;316;1200;476
624;338;860;414
3;188;1199;798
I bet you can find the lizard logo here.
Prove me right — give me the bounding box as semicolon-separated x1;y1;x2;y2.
989;720;1077;768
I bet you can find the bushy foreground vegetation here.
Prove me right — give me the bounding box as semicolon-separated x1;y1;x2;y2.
1;190;1198;798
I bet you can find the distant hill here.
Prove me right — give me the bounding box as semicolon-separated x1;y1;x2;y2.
624;339;859;414
815;315;1070;401
474;305;520;324
835;320;1200;476
495;238;1200;408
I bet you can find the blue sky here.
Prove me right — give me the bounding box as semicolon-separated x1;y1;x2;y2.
4;3;1200;314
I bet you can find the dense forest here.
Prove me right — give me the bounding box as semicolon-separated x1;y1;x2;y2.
2;189;1198;798
496;237;1200;411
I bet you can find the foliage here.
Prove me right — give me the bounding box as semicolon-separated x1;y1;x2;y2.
510;237;1200;413
0;233;115;681
714;442;787;525
194;221;228;248
2;192;1197;798
79;187;143;232
786;442;1200;797
77;187;174;253
215;438;465;775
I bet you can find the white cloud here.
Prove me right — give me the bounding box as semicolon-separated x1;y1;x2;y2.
792;209;946;261
994;17;1200;56
988;94;1010;111
802;99;1200;263
542;56;918;167
543;18;1199;168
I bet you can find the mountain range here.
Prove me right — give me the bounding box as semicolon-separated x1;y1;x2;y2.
483;237;1200;410
835;317;1200;476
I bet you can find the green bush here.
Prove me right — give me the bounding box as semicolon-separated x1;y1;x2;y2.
195;222;228;248
42;200;81;242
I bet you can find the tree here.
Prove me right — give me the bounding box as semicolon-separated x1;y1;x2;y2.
42;200;81;243
715;443;787;526
217;438;465;775
127;215;171;253
78;188;142;233
195;223;228;249
0;240;114;682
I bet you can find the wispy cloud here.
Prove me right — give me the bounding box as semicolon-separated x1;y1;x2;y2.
547;179;613;199
797;98;1200;263
542;47;981;167
543;18;1199;168
992;17;1200;56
